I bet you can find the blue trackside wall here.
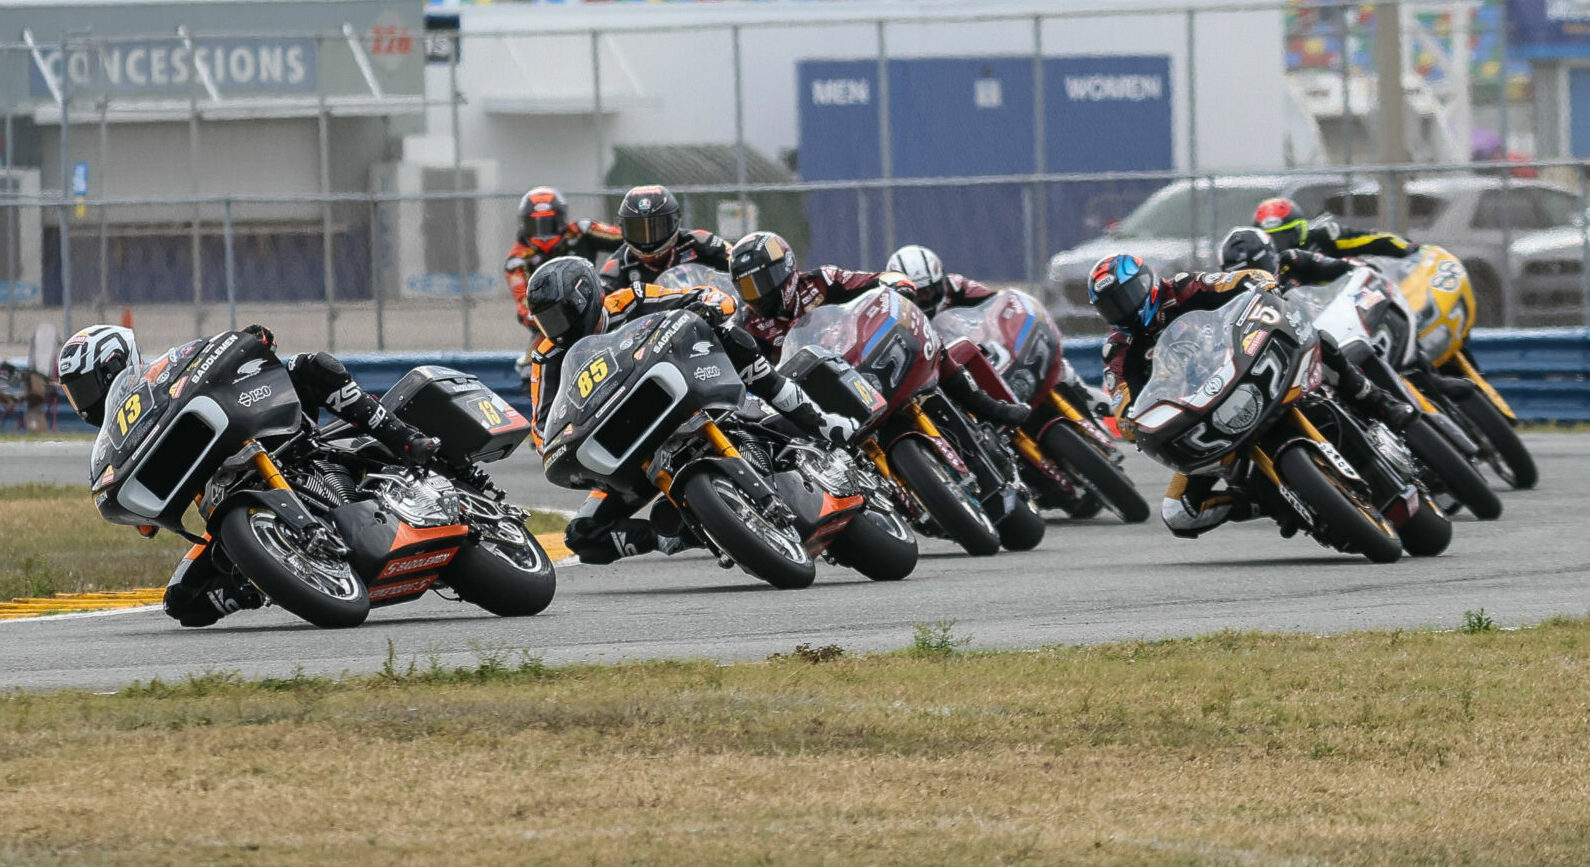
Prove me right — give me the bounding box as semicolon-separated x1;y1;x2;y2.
797;55;1172;277
18;330;1590;437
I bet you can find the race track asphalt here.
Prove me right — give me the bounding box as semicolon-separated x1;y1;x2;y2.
1;435;1585;692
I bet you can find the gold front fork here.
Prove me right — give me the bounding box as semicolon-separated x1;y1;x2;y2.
249;445;292;491
1449;352;1517;420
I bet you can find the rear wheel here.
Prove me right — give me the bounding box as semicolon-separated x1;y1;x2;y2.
1454;390;1537;490
682;471;815;589
828;507;918;581
1277;446;1402;564
887;437;1001;557
1040;423;1150;523
1402;417;1502;520
1398;495;1453;557
219;507;369;628
445;530;556;617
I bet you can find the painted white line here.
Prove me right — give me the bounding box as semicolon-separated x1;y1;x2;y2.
0;604;162;624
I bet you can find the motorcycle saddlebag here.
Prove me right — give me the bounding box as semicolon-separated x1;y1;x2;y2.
781;346;888;428
381;365;530;464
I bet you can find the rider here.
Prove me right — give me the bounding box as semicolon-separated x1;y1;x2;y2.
729;231;1030;427
599;185;732;292
505;186;624;391
1087;254;1416;539
884;244;995;317
523;255;858;565
1219;226;1352;289
1253;197;1420;259
57;323;440;628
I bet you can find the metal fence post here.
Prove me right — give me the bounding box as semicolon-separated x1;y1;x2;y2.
1579;167;1589;328
856;187;870;271
318;34;339;352
58;35;73;337
1497;0;1514;327
591;30;605;189
188;40;202;339
96;91;108;325
1339;6;1354;215
223;197;237;331
1031;15;1047;296
732;25;748;227
876;21;894;255
5;96;15;343
371;197;385;351
451;30;471;350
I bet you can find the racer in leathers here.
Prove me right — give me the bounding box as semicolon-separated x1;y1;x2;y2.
599;185;732;292
523;256;858;565
1088;254;1416;538
1253;197;1420;259
1219;226;1352;289
56;323;440;627
729;231;1030;427
884;244;996;317
506;186;624;392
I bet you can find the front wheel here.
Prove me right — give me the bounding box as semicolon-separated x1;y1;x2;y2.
827;507;918;581
996;496;1046;551
1040;423;1150;523
445;533;557;617
1277;447;1402;564
1398;495;1453;557
219;507;369;628
1402;417;1502;520
682;471;815;589
1454;390;1537;490
887;437;1001;557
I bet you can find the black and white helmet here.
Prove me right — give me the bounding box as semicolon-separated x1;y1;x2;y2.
885;244;947;309
57;324;140;427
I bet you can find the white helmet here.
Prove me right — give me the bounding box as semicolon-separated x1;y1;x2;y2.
57;324;140;427
886;244;946;309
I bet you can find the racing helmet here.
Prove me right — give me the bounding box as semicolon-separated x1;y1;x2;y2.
1253;197;1309;252
57;324;140;427
518;186;569;250
885;244;947;310
1219;226;1280;276
617;185;682;261
525;256;607;346
728;231;798;318
1087;254;1160;331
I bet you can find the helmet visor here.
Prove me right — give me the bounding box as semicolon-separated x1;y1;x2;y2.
61;370;107;423
531;300;579;344
528;214;563;241
1092;277;1149;328
735;270;782;315
623;214;677;253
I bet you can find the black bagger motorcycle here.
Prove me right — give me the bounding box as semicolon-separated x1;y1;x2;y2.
540;308;915;588
89;333;556;627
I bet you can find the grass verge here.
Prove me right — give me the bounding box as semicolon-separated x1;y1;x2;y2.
1;483;567;602
6;620;1590;863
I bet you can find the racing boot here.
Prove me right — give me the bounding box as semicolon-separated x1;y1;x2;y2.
1161;473;1257;539
365;405;440;466
163;547;265;628
768;379;858;445
1336;364;1417;431
941;368;1031;427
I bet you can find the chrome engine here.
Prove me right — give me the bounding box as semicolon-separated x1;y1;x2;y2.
790;443;862;498
362;472;462;528
1365;420;1419;481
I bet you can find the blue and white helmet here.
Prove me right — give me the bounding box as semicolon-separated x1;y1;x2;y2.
57;324;140;427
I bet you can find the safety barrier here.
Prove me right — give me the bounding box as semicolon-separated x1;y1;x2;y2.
1059;329;1590;423
13;328;1590;437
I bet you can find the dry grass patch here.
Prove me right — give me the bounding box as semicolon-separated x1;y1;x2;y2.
0;483;566;602
5;621;1590;863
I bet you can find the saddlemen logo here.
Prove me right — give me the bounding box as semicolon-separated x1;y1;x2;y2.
368;575;437;601
232;358;266;383
236;384;273;407
377;547;459;580
188;334;240;385
688;340;712;358
693;365;722;381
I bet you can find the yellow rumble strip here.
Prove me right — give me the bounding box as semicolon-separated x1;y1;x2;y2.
1;533;574;620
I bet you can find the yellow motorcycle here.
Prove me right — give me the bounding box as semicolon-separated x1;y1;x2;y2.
1368;245;1538;490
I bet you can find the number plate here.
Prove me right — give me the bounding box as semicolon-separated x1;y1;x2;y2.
106;382;156;449
568;350;617;407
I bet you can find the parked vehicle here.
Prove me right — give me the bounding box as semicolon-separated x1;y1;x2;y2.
934;288;1149;522
1126;287;1447;562
90;334;555;627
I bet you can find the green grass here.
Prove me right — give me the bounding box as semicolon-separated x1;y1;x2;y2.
0;483;567;600
5;619;1590;862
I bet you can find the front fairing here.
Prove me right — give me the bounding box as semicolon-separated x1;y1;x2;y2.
781;288;941;412
933;289;1063;405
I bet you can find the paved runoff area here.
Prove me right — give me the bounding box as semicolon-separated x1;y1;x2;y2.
1;434;1586;692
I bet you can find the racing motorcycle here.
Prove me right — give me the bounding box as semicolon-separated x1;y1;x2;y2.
779;287;1043;556
1126;287;1452;562
1284;266;1502;520
541;307;913;588
89;334;556;628
1368;245;1538;490
934;288;1150;523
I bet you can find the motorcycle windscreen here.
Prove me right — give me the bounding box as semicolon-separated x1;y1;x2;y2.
654;264;740;302
1130;293;1254;415
780;300;864;368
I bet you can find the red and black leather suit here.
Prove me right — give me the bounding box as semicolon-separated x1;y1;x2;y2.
918;273;997;318
599;229;732;292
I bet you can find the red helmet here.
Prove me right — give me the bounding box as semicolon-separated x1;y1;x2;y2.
1253;197;1308;252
